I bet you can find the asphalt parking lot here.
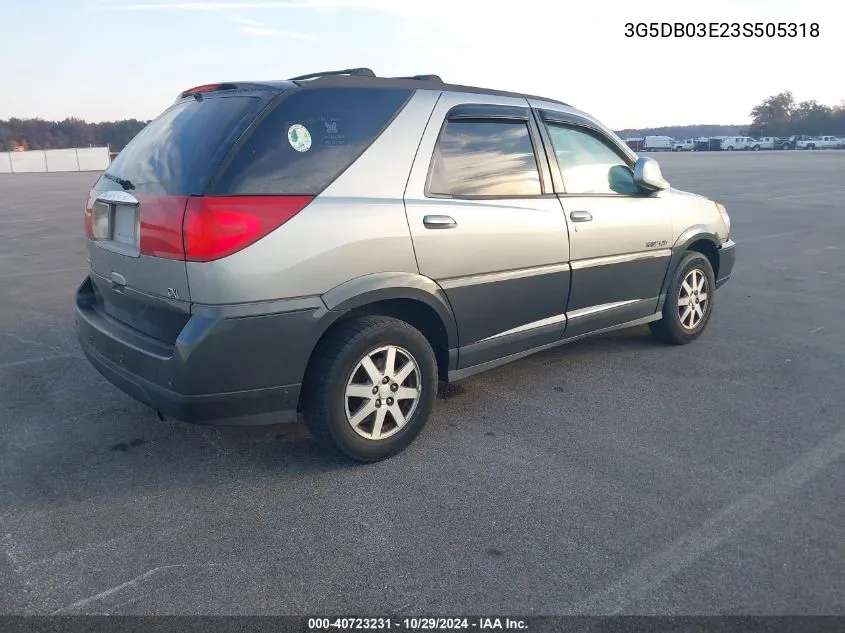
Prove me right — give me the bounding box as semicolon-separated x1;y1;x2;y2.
1;151;844;616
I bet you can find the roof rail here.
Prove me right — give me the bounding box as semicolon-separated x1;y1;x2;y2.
288;67;376;81
393;74;444;83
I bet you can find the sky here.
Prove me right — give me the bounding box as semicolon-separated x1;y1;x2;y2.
0;0;840;129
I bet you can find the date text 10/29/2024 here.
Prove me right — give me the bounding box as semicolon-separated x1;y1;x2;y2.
624;22;819;38
308;618;528;630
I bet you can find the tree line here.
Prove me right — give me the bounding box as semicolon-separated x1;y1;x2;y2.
614;124;743;140
0;118;149;153
3;92;844;152
618;93;845;140
746;92;845;137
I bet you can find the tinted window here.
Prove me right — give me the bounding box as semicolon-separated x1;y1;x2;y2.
214;87;412;195
428;120;541;197
546;123;638;195
105;95;262;195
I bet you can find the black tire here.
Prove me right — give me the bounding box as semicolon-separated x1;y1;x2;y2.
649;252;717;345
301;316;438;463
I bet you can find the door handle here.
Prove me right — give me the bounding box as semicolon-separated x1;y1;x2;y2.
423;215;457;229
569;210;593;222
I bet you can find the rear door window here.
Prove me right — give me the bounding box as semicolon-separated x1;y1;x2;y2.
104;95;264;195
427;119;542;197
213;87;412;195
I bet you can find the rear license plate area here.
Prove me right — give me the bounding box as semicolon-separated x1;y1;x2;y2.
92;200;139;255
112;205;138;247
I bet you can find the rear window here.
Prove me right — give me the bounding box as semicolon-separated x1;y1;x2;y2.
212;87;412;195
104;95;263;195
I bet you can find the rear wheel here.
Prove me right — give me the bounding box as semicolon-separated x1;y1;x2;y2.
301;316;438;462
650;252;716;345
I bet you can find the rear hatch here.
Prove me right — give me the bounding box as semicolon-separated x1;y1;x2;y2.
83;88;272;343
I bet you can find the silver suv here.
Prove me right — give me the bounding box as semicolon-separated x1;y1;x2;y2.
76;68;736;462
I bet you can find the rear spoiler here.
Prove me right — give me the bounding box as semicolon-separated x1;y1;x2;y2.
176;83;238;102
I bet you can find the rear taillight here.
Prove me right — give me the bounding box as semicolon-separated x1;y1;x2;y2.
183;196;313;262
138;194;190;259
84;192;310;263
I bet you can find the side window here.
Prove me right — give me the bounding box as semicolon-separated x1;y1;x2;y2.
545;123;638;195
428;119;542;197
214;87;412;195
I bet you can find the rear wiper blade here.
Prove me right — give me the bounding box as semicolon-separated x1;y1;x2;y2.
102;172;135;191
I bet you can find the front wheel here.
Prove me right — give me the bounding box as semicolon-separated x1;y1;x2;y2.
301;316;438;462
650;252;717;345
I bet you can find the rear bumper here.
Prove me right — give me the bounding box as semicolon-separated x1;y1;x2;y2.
79;341;301;424
716;239;736;288
75;276;329;425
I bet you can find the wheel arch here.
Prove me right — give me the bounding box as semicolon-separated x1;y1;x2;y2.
685;237;720;280
656;228;721;311
314;273;459;382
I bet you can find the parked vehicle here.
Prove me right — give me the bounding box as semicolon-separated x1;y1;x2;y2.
75;68;736;462
799;135;843;150
673;139;696;151
643;135;675;151
780;135;812;150
756;136;781;150
624;138;644;152
721;136;758;151
695;137;723;152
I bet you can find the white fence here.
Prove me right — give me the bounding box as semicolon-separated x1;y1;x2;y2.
0;147;111;174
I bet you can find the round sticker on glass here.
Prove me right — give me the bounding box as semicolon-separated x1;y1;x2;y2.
287;124;312;152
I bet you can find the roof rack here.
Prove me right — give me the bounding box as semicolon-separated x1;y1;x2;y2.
288;67;376;81
279;69;568;107
392;74;444;83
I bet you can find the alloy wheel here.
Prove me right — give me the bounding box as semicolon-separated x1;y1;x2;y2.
344;345;422;440
678;268;709;330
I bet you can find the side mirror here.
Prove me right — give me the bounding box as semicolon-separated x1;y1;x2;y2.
633;156;670;191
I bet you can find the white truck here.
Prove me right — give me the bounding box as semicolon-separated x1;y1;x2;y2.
721;136;759;151
756;136;781;150
797;136;843;150
643;135;675;151
673;139;696;151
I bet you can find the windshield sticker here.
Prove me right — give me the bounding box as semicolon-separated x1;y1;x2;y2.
287;124;312;152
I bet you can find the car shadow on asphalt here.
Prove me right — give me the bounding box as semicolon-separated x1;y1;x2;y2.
2;323;671;511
